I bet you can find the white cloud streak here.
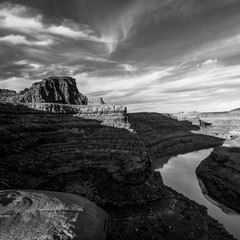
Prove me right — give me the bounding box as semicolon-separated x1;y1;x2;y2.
0;34;54;46
0;2;111;49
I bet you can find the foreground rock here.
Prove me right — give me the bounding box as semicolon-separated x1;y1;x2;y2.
0;103;234;239
0;76;88;105
0;190;107;240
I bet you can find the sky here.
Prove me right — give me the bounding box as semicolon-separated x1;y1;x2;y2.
0;0;240;113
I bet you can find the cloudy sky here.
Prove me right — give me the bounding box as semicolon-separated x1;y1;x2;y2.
0;0;240;112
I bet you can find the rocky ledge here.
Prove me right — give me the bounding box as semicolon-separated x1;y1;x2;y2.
196;139;240;213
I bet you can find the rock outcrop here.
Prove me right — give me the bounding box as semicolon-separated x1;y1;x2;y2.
0;89;17;102
0;190;108;240
0;77;88;105
98;97;105;104
75;104;131;130
196;140;240;213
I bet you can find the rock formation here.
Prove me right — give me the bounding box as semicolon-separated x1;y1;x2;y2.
0;76;88;105
98;97;105;104
0;102;234;239
0;190;108;240
0;89;17;102
75;104;131;130
196;139;240;213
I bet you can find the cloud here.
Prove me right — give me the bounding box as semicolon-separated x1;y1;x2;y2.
180;31;240;63
0;77;35;92
118;63;137;72
197;59;218;68
0;34;54;46
0;2;111;50
14;59;85;79
0;2;43;33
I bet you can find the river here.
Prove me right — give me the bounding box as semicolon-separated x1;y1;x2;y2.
155;148;240;239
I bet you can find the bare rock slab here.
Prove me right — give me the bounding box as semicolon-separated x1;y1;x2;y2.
0;190;108;240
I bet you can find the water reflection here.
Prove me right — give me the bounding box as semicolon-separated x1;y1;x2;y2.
155;149;240;240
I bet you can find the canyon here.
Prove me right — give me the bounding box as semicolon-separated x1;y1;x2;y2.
0;77;239;239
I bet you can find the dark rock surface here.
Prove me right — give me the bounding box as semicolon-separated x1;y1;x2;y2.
0;103;234;239
0;76;88;105
0;190;108;240
128;112;223;168
196;142;240;213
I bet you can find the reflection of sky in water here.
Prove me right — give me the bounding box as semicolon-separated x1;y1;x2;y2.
156;149;240;240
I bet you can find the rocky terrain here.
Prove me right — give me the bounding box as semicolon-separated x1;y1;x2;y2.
176;109;240;214
175;110;240;139
0;78;236;239
0;76;88;105
196;138;240;213
0;102;234;239
0;190;108;240
128;112;223;169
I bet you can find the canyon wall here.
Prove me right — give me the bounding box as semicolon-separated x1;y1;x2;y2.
0;102;234;240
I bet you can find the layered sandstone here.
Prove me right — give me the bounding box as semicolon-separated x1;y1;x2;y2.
128;112;223;166
0;89;17;102
0;76;88;105
196;140;240;213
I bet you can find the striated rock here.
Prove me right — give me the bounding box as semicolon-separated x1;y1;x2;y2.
196;142;240;213
173;113;212;128
0;190;108;240
0;77;88;105
0;89;17;102
128;112;223;165
75;104;131;130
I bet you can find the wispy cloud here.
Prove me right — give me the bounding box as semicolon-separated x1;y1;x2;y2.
1;0;240;113
0;2;111;51
118;63;138;72
0;34;54;46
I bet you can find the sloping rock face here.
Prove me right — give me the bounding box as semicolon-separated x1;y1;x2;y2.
0;103;234;240
0;190;108;240
0;89;17;102
0;77;88;105
196;139;240;213
128;113;223;165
